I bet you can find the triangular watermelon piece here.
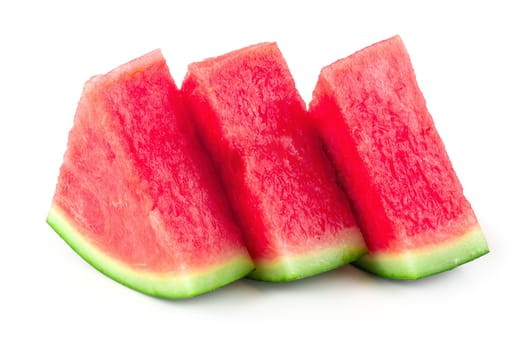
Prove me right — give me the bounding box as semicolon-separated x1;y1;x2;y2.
182;43;366;281
47;50;254;298
309;36;489;279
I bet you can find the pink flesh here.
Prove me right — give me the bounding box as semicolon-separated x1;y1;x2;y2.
182;43;360;261
310;36;478;252
53;50;248;272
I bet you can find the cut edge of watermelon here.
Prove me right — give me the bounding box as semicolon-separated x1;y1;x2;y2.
354;225;489;279
248;227;367;282
46;203;254;299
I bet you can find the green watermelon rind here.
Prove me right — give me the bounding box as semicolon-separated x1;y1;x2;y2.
47;204;255;299
248;227;367;282
354;225;489;279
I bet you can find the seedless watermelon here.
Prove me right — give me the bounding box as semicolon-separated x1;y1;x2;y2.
182;43;366;281
309;36;489;279
47;50;254;298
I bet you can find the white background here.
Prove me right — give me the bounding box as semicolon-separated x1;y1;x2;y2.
1;1;523;349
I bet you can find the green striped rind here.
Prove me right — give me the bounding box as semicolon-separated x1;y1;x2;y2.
248;228;367;281
354;225;489;279
47;204;254;298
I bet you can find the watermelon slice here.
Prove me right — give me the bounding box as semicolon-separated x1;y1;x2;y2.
182;43;366;281
309;36;489;279
47;50;254;298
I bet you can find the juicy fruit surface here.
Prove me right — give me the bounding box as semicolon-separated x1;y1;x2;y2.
49;50;253;297
309;36;488;276
182;43;366;280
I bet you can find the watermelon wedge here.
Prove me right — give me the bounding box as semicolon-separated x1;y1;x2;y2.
47;50;254;298
182;43;366;281
309;36;489;279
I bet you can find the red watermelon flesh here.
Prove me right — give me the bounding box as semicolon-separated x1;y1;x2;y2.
47;50;254;298
309;36;489;279
182;43;366;281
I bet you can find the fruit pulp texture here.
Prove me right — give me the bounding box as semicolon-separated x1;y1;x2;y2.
51;50;252;278
309;36;487;256
182;43;365;272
